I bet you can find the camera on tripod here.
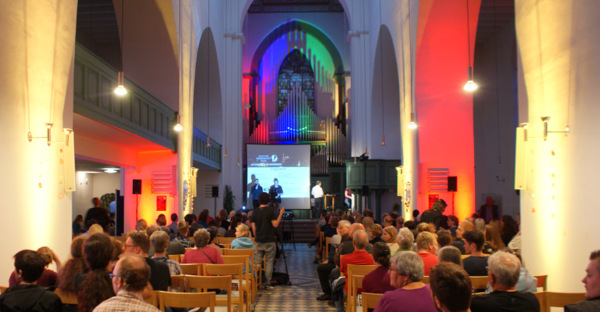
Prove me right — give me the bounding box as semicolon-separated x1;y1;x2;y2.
282;211;294;220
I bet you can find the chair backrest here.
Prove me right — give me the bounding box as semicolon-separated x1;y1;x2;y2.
180;263;203;275
534;274;548;291
157;291;215;312
533;291;546;312
545;291;587;310
347;265;376;295
325;237;332;259
144;290;159;307
361;292;383;312
203;263;244;278
0;286;7;294
222;255;251;275
170;275;185;291
351;275;365;312
54;288;77;305
168;254;181;263
186;275;232;311
470;276;489;291
218;237;236;245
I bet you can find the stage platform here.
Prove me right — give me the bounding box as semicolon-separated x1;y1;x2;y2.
279;219;318;243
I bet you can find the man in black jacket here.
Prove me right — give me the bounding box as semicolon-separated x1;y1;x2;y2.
0;250;63;312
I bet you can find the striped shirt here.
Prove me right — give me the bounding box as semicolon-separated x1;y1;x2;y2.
92;290;159;312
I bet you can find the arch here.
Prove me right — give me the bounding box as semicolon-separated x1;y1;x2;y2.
193;28;223;141
371;25;401;159
250;19;344;75
277;49;315;115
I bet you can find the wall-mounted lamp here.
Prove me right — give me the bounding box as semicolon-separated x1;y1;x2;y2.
173;113;183;132
541;116;570;141
408;112;418;130
114;71;127;96
27;123;74;147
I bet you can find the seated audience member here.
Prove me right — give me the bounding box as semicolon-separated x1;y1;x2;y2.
396;228;415;253
168;213;179;236
451;220;475;254
158;226;185;255
369;224;384;245
150;231;182;276
73;214;84;237
231;223;256;270
416;232;439;275
136;219;148;231
224;215;242;237
420;199;447;230
470;251;539;312
0;250;63;312
447;215;459;237
362;216;375;231
404;220;418;239
57;235;88;295
429;263;472;312
382;226;399;254
87;224;104;236
484;248;537;293
76;233;115;312
437;230;452;248
206;226;224;252
197;210;210;228
396;216;404;230
374;251;437;312
382;214;394;228
462;230;488;276
93;255;160;312
362;242;395;294
474;218;485;234
156;214;167;227
9;246;61;287
483;222;505;254
181;228;224;264
500;215;519;246
437;245;463;267
174;221;194;248
218;209;230;231
125;231;171;291
565;250;600;311
316;220;352;301
340;229;375;290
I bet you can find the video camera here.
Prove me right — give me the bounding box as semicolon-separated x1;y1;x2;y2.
282;211;295;220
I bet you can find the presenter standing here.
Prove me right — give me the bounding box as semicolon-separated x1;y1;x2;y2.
311;181;324;219
269;178;283;203
251;179;263;210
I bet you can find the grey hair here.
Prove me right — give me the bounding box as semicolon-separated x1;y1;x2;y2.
338;220;351;229
437;245;463;266
397;228;415;250
193;228;211;248
488;250;521;287
391;251;424;282
150;230;169;253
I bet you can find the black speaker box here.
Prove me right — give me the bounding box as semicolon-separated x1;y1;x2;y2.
132;179;142;194
447;176;457;192
212;186;219;198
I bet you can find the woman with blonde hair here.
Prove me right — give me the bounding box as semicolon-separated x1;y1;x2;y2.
382;226;399;254
483;222;506;254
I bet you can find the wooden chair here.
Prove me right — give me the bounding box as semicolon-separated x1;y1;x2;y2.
224;248;258;300
533;291;546;312
422;276;429;283
0;286;8;294
218;237;236;245
180;263;203;275
470;276;489;291
221;255;253;308
204;263;246;312
324;237;332;260
534;274;548;291
168;254;181;263
187;275;233;312
144;290;159;307
361;292;383;312
54;288;77;305
346;265;377;312
170;275;186;292
350;275;365;312
157;291;216;312
544;291;587;311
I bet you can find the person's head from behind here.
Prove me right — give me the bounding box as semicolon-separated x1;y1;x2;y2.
125;231;150;255
456;220;475;239
353;230;369;250
136;219;148;231
436;230;452;248
14;250;46;283
487;250;521;289
372;242;391;268
207;226;218;243
88;224;104;236
437;246;463;266
36;246;54;268
430;263;472;312
177;221;189;236
92;197;101;207
432;199;447;212
170;213;178;223
156;214;167;226
146;225;159;237
416;231;439;254
369;224;382;240
583;250;600;299
417;222;434;234
84;233;114;271
236;224;251;238
258;192;270;205
383;215;393;227
397;227;415;250
412;210;420;219
71;234;88;259
150;230;170;254
111;255;150;294
447;215;459;228
389;251;424;288
317;180;322;186
462;230;484;254
194;228;211;248
404;220;416;230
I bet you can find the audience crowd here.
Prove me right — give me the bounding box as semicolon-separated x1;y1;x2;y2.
1;198;598;312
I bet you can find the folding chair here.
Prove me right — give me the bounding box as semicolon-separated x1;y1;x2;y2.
187;275;233;312
157;291;215;312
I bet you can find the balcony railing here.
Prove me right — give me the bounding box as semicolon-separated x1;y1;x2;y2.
193;127;221;170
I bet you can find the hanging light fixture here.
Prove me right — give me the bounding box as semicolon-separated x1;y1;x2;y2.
173;113;183;132
463;0;478;92
408;113;418;130
407;0;418;131
114;1;127;96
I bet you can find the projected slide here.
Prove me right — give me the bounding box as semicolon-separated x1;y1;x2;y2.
247;144;311;209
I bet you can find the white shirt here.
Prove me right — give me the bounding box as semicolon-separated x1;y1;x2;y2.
312;184;324;198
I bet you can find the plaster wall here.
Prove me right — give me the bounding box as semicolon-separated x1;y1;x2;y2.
516;0;600;292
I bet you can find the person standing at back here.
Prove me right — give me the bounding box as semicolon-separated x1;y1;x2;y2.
312;181;324;219
251;192;284;290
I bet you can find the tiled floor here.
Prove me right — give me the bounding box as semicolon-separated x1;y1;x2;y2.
252;243;335;312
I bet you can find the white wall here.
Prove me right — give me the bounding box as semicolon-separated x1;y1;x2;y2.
92;173;121;199
516;0;600;292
